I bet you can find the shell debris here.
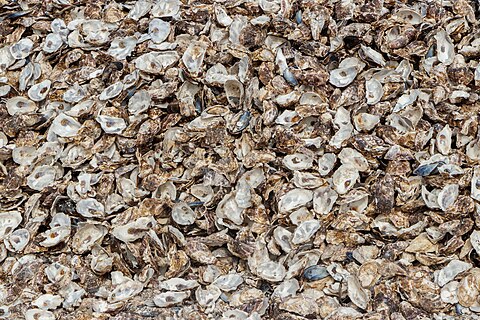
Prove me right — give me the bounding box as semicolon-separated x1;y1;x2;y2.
0;0;479;318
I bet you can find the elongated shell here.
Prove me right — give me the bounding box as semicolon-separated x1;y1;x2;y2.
182;41;207;74
96;115;126;134
27;165;57;191
6;97;37;115
329;67;358;87
51;114;82;137
434;29;455;65
278;189;313;213
224;79;244;108
365;79;383;105
332;164;359;194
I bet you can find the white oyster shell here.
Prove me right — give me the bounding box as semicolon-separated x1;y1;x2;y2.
128;90;151;115
149;19;171;43
27;165;57;191
292;220;320;244
28;80;51;101
154;291;189;307
43;33;63;53
332;164;359;195
283;153;313;171
160;278;199;291
51;114;82;137
213;273;244;291
6;97;37;115
0;211;22;240
10;38;34;59
278;189;313;213
25;309;55;320
107;37;137;60
172;201;196;225
32;294;63;310
4;228;30;252
182;42;207;74
96;115;127;134
365;79;383;105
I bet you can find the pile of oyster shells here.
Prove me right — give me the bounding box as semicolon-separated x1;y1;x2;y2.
1;0;480;318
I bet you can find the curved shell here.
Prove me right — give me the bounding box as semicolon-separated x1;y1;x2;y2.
0;211;22;240
43;33;63;53
436;124;452;155
12;146;37;165
51;114;82;137
63;83;87;103
99;82;123;100
10;38;34;59
149;19;171;43
39;226;71;247
212;273;244;291
313;185;338;215
182;41;207;74
160;278;199;291
107;37;137;60
365;79;383;105
6;97;37;115
71;224;107;254
216;192;244;225
25;309;55;320
318;153;337;176
76;198;105;218
172;201;196;225
292;171;324;189
128;90;151;115
338;148;369;172
151;0;180;17
434;29;455;65
27;165;57;191
112;217;156;242
4;228;30;252
332;164;359;194
224;79;244;108
353;113;380;131
154;291;189;307
257;261;286;282
28;80;51;101
278;189;313;213
195;285;222;307
394;9;422;25
135;51;179;74
292;219;320;244
31;294;63;310
360;45;386;66
329;67;358;87
96;115;127;134
190;184;214;203
273;226;292;253
283;153;313;171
